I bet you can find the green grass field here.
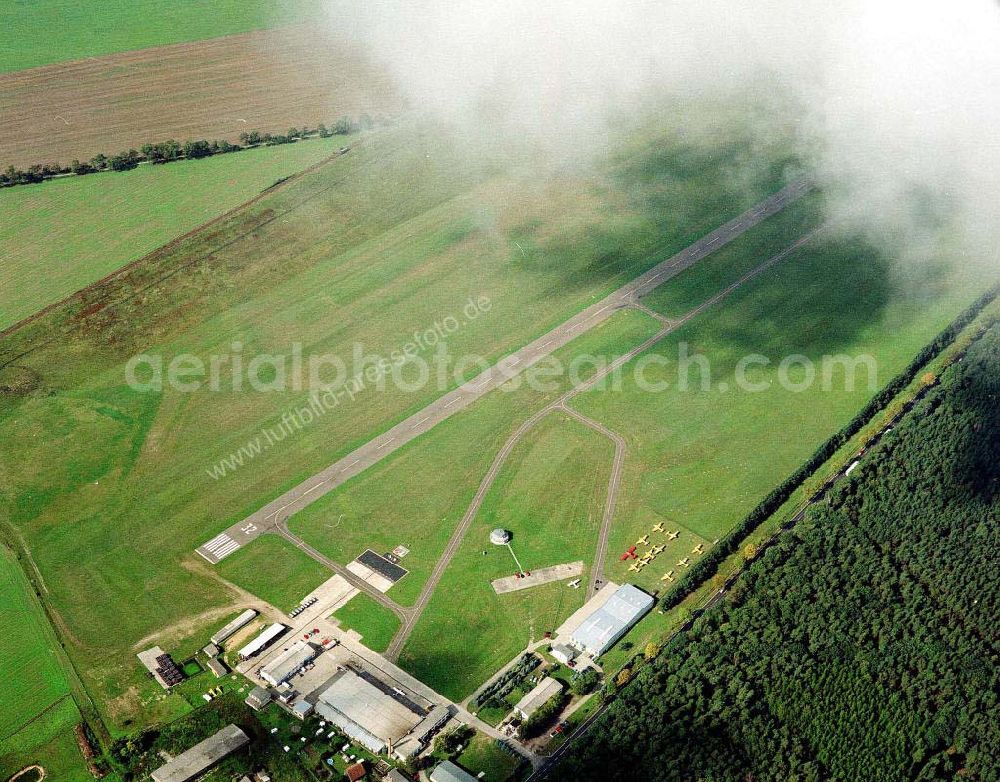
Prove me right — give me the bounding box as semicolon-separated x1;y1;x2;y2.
331;594;400;653
289;308;660;608
0;111;800;731
641;188;826;317
0;0;320;73
0;546;87;779
571;227;989;598
397;413;613;698
456;733;522;782
0;137;350;330
215;534;330;611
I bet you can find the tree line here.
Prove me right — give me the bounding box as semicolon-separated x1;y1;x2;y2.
0;114;375;189
552;320;1000;781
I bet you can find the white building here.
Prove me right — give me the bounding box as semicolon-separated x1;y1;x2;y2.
550;643;577;666
513;676;563;720
237;623;286;660
259;641;317;686
150;725;249;782
210;609;258;645
570;584;654;656
430;760;478;782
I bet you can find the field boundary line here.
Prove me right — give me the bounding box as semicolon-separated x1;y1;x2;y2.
0;132;375;343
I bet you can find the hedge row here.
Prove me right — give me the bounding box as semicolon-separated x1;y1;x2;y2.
0;115;374;189
659;282;1000;612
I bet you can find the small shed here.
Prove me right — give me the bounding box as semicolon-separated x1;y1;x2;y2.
202;643;221;658
551;644;577;666
291;700;314;720
245;685;272;711
206;658;229;678
345;762;366;782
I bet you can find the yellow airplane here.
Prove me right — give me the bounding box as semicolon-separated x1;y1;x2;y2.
634;560;647;571
660;571;675;582
692;543;704;554
639;552;654;564
635;535;649;546
667;530;680;541
628;562;641;572
651;523;665;533
651;544;665;556
677;557;690;568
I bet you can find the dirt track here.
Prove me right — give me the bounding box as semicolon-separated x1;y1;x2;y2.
0;26;402;168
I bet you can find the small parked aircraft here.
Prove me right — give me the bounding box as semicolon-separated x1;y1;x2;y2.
651;544;665;555
568;578;582;589
677;557;690;568
660;571;675;582
619;545;638;561
667;530;680;541
635;535;649;546
652;522;665;533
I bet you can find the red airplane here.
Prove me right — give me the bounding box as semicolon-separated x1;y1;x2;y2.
619;546;638;561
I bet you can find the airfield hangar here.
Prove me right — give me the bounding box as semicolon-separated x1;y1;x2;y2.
314;669;428;755
570;583;654;656
150;724;249;782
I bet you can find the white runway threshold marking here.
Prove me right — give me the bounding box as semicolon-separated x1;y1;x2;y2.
199;532;240;562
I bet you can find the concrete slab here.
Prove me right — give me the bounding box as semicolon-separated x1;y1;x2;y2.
346;561;394;593
491;561;584;594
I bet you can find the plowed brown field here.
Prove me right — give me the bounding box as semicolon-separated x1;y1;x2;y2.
0;25;402;168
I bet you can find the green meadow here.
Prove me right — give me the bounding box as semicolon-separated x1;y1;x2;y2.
289;308;659;609
216;534;330;612
0;546;87;779
571;227;989;597
331;594;400;653
0;0;321;73
0;137;349;330
396;413;612;700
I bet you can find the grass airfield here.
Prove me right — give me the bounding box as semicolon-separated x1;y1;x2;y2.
0;113;796;731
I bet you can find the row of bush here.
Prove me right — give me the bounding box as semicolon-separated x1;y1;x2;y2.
469;652;541;710
658;282;1000;613
0;115;375;189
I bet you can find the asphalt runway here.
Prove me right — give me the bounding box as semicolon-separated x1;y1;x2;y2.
196;179;811;568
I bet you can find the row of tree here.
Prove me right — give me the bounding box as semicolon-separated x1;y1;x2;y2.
553;321;1000;781
0;114;377;189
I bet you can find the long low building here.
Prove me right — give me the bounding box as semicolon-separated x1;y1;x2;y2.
315;669;423;754
570;583;654;657
514;676;563;720
238;622;286;660
151;724;249;782
210;609;257;645
260;640;317;686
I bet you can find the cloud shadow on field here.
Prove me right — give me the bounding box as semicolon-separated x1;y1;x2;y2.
503;130;801;300
675;230;897;372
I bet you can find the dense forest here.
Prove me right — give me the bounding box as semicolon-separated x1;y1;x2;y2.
554;322;1000;781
